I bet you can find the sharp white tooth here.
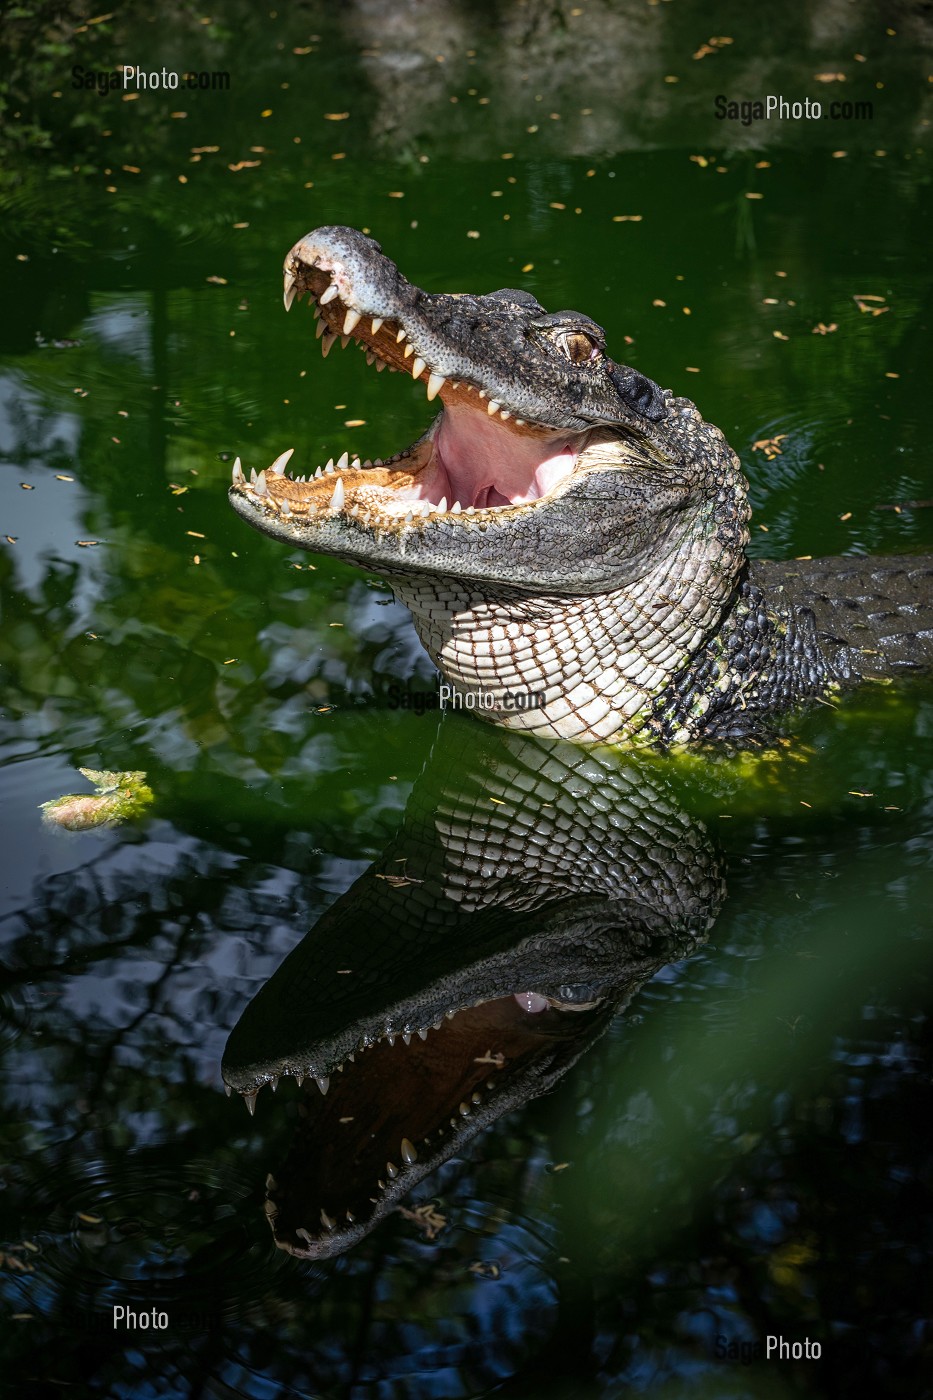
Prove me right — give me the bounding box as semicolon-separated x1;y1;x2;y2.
435;496;447;513
350;505;360;517
324;459;335;473
419;501;431;516
374;458;384;467
232;457;245;484
315;1075;330;1095
451;501;461;513
319;283;339;305
346;1210;356;1223
426;372;445;401
488;400;500;416
249;468;257;484
365;350;375;366
337;451;349;470
386;1161;398;1180
263;1199;277;1217
340;335;350;349
478;389;487;399
411;356;426;379
244;1090;258;1116
401;1138;418;1165
403;343;414;358
281;503;292;517
387;1034;395;1047
371;317;384;334
499;409;511;420
315;319;325;339
459;1101;470;1117
321;332;336;357
396;328;407;343
465;506;476;514
402;1033;412;1046
451;381;460;390
270;448;294;475
417;1028;428;1041
283;272;297;311
320;1208;336;1231
516;419;526;427
404;511;413;523
312;304;321;319
225;1083;232;1097
295;1070;304;1086
375;358;387;371
296;1228;313;1244
330;477;345;510
343;307;361;334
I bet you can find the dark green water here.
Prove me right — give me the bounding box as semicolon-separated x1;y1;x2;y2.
1;3;931;1396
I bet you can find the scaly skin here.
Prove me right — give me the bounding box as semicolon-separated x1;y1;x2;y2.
228;226;933;745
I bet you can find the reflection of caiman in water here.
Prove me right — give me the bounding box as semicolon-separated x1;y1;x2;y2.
222;721;725;1259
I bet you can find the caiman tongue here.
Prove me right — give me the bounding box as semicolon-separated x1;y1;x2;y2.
265;993;606;1250
428;403;579;509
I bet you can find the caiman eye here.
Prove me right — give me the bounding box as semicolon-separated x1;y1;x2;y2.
557;330;601;364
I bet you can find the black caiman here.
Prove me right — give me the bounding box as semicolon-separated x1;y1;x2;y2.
229;225;933;744
222;721;723;1258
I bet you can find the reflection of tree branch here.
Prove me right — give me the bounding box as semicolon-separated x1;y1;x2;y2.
85;910;200;1105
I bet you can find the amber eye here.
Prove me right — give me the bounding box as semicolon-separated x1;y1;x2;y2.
557;330;600;364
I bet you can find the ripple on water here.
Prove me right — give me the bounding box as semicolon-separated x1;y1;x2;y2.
1;1139;340;1394
16;1146;295;1323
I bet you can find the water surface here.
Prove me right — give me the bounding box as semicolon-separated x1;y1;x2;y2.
1;3;931;1395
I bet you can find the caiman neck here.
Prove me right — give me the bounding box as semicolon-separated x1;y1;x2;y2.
389;495;745;744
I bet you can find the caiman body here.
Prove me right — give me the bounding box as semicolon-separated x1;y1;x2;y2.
229;226;933;745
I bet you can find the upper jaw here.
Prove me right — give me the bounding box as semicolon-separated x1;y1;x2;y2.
283;225;540;426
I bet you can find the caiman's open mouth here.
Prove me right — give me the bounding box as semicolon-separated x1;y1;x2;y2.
228;233;611;532
231;986;605;1259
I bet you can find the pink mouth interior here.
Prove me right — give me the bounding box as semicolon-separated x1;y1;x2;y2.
413;404;581;509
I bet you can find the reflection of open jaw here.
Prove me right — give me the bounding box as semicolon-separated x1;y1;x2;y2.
222;725;725;1259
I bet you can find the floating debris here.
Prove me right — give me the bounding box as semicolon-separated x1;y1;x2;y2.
752;434;787;461
40;769;153;832
398;1202;447;1240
